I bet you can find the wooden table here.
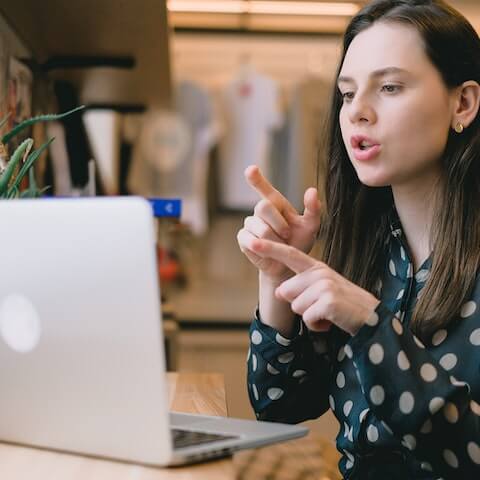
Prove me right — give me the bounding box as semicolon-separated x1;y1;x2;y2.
0;373;237;480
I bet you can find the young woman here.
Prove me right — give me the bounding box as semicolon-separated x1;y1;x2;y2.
237;0;480;478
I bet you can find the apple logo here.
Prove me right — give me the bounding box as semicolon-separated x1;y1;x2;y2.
0;294;41;353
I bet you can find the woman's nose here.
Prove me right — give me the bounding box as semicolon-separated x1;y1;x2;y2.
348;94;377;125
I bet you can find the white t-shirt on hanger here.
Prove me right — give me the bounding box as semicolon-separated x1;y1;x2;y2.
218;66;283;210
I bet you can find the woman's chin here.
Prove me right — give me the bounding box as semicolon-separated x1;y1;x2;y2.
357;174;391;188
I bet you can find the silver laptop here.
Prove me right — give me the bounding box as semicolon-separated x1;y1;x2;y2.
0;197;307;466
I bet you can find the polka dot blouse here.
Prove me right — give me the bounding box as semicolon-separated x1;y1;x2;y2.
247;217;480;479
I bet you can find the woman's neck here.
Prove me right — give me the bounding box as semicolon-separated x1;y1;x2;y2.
392;173;442;272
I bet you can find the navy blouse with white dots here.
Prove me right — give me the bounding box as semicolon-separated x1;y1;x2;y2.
247;214;480;479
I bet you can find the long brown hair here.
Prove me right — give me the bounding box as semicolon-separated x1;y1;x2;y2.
320;0;480;340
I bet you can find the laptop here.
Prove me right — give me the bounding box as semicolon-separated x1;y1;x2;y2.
0;196;308;466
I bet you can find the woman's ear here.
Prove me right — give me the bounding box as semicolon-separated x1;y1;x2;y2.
452;80;480;131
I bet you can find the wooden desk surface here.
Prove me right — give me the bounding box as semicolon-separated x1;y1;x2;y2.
0;373;236;480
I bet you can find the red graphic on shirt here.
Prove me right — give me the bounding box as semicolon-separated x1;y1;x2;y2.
238;83;252;98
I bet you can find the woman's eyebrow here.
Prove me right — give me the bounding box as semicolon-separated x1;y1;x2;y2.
337;66;411;85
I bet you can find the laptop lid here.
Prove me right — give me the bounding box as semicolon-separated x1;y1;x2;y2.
0;197;173;465
0;196;308;467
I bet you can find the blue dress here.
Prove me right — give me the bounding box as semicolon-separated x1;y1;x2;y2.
247;216;480;479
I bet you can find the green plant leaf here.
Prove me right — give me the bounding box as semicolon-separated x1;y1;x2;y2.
19;187;34;198
19;184;49;198
29;164;36;190
8;185;19;198
1;105;85;145
19;189;33;198
0;138;33;195
26;167;44;198
0;112;11;131
7;137;54;197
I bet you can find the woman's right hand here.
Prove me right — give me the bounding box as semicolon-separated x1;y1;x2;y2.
237;165;322;284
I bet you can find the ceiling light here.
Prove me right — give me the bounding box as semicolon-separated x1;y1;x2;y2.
167;1;361;17
167;1;245;14
249;2;360;16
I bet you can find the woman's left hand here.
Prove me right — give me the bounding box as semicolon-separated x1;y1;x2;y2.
250;238;380;336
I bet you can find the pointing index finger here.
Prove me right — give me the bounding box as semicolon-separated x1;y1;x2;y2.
245;165;297;215
252;239;316;274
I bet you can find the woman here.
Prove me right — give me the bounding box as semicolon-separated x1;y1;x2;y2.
237;0;480;478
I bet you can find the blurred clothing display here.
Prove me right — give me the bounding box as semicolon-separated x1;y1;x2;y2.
218;64;283;210
46;121;99;197
53;81;91;188
268;76;330;212
128;80;217;235
285;76;331;210
83;110;122;195
45;121;72;196
127;71;328;230
43;81;102;197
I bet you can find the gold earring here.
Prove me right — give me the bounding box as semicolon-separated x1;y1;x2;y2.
454;122;464;134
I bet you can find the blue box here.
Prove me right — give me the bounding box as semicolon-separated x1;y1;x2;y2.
148;198;182;218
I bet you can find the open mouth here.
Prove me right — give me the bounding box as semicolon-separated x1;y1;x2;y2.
350;136;381;161
359;142;375;151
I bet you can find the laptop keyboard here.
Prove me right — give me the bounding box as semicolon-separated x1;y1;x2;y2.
171;428;239;449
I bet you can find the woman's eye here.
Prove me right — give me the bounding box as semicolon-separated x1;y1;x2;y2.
341;91;355;101
381;84;401;93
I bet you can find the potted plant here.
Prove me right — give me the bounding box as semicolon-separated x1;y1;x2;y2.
0;106;84;199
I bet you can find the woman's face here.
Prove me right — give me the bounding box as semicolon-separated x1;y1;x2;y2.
338;21;456;189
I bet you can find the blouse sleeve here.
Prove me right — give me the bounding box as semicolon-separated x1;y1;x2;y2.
348;302;480;478
247;309;333;424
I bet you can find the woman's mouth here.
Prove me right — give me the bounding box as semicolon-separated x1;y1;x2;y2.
359;141;373;150
350;135;381;162
353;144;381;162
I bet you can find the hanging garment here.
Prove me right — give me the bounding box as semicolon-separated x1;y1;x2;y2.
53;81;91;188
218;66;283;211
128;80;217;235
83;110;122;195
45;121;72;196
284;76;331;211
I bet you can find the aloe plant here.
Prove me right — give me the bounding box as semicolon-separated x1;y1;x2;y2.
0;105;85;199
